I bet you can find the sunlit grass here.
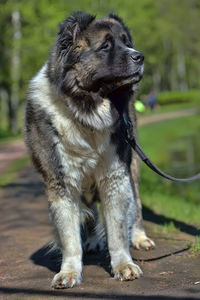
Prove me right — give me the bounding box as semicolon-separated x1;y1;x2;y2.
137;101;199;117
153;221;179;234
139;114;200;226
0;155;29;188
0;135;23;149
188;236;200;253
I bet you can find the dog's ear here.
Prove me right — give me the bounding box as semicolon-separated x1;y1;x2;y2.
108;12;133;47
58;11;95;48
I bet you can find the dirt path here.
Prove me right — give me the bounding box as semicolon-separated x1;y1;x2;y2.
0;165;200;300
138;107;199;127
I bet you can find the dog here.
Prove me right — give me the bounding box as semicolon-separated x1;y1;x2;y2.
25;11;155;289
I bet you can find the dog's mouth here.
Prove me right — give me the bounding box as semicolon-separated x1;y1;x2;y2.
101;71;143;95
78;68;143;102
115;71;143;86
89;65;143;90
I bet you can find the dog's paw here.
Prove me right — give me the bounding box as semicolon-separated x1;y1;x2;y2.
51;271;82;289
113;262;143;281
133;236;155;250
132;229;155;250
135;236;155;250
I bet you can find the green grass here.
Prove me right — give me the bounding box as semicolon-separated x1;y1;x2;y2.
153;221;179;234
0;103;25;139
138;114;200;162
139;113;200;226
157;101;200;114
157;89;200;105
137;96;200;117
188;236;200;253
0;155;29;188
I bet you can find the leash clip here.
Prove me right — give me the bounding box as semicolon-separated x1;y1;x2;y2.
122;113;135;142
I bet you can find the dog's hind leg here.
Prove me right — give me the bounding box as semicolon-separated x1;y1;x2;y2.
130;154;155;250
47;186;82;289
128;102;155;250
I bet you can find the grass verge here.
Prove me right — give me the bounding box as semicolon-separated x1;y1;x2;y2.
153;221;179;235
188;236;200;254
139;113;200;226
0;155;30;188
0;135;23;150
137;99;200;118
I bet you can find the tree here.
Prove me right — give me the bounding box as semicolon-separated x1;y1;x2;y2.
9;5;21;134
0;0;200;136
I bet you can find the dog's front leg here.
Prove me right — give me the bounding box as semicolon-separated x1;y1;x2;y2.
47;187;82;289
97;165;143;281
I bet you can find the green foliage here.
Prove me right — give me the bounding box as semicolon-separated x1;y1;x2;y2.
157;90;200;105
0;0;200;136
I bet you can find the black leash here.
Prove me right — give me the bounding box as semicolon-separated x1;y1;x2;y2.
122;112;200;183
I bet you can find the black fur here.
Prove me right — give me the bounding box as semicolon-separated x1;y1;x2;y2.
25;100;66;190
108;12;133;47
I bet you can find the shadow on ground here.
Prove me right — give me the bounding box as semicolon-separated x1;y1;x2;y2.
0;287;198;300
143;205;200;236
30;243;111;275
30;200;199;276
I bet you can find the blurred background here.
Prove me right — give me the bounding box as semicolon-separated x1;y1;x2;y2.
0;0;200;231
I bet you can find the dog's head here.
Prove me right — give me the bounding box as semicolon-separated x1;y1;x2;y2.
48;11;144;112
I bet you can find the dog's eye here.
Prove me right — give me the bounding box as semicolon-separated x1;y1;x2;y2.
100;41;112;51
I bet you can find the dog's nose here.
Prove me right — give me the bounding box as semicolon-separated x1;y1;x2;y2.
131;51;144;64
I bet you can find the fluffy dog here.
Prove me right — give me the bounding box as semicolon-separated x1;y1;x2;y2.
25;11;154;289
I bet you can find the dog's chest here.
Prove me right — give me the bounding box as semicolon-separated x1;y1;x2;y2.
55;114;111;176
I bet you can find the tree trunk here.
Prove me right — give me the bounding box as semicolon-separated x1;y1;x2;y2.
177;51;188;91
9;7;21;135
0;89;9;131
152;68;161;93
